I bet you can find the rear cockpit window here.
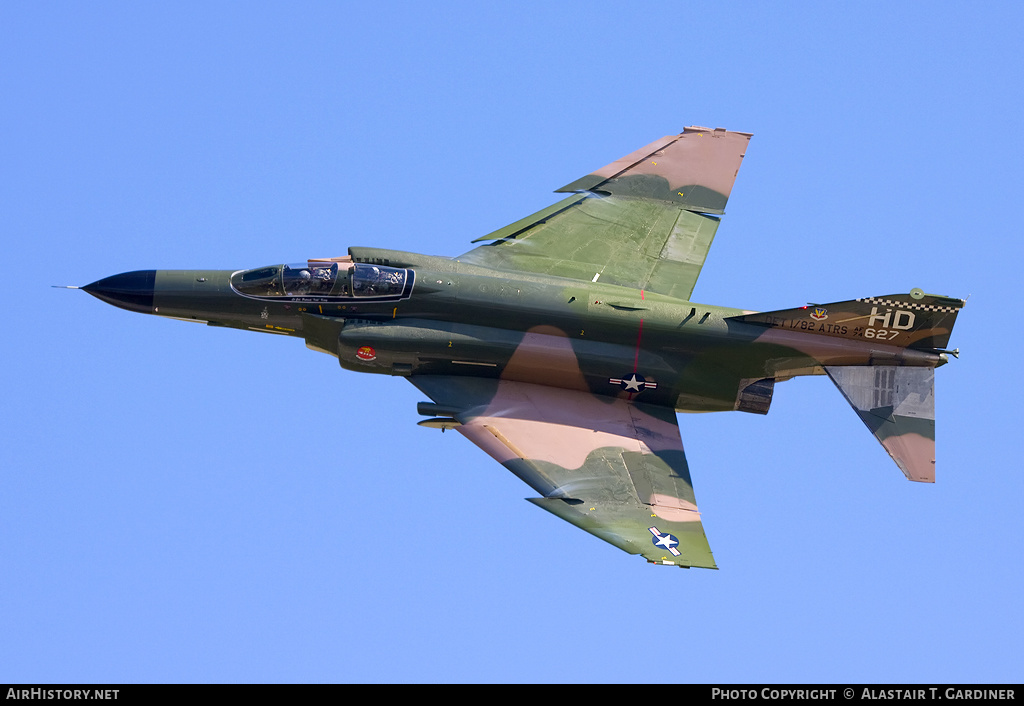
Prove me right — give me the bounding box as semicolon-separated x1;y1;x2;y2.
351;264;408;297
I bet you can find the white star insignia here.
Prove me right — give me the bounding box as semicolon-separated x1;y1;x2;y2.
648;526;682;556
654;533;678;550
622;373;643;392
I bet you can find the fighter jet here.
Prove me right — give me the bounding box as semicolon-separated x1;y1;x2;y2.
80;126;964;568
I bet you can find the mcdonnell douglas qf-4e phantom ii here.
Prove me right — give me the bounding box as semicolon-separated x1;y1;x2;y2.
80;127;965;568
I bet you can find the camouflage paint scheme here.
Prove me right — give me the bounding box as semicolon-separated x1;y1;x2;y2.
81;127;965;569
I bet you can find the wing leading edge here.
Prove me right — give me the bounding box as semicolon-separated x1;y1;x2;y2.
410;376;716;568
459;126;751;300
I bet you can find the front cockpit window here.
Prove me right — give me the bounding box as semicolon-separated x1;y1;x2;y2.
235;266;284;297
281;263;339;296
233;263;343;298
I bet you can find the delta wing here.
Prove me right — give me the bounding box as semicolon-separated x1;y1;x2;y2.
410;375;716;568
460;127;751;300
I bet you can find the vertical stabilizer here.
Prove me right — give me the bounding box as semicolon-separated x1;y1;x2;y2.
729;290;965;351
824;366;936;482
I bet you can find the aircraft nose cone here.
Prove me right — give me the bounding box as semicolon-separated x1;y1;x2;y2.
82;270;156;314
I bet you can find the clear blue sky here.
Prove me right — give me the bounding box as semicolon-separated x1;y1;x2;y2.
2;1;1021;683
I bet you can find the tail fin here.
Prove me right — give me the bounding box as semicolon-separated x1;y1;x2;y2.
729;290;966;482
729;289;965;351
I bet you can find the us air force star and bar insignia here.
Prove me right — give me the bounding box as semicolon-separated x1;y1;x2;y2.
609;373;658;392
648;527;681;557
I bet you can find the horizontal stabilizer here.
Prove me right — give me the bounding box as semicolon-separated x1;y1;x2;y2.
825;366;936;482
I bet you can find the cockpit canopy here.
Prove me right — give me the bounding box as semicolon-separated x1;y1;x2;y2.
230;260;412;300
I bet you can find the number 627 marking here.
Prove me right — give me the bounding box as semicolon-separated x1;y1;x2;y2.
864;328;899;340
